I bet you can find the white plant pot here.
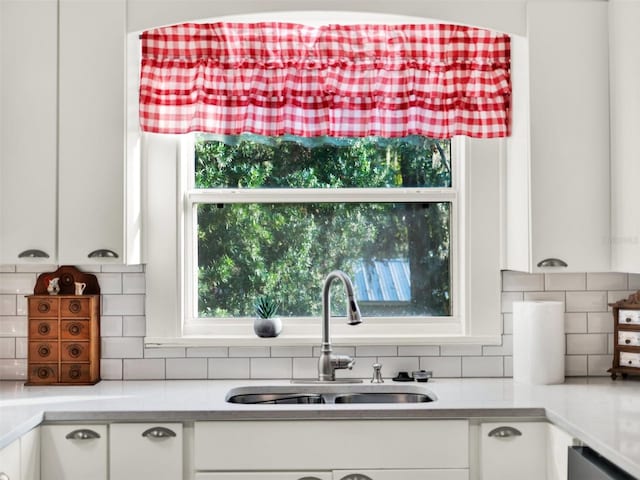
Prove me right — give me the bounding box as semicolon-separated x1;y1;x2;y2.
253;317;282;338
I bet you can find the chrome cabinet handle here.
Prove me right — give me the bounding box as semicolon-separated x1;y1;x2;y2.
141;426;176;438
65;429;101;440
88;249;119;258
18;249;49;258
488;426;523;438
0;472;10;480
537;258;568;267
339;475;373;480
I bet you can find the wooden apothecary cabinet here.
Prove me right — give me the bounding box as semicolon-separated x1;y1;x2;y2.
26;266;101;385
609;290;640;380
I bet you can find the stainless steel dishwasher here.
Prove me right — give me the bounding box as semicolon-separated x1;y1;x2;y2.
568;446;637;479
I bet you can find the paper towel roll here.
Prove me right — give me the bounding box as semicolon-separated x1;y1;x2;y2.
513;301;565;385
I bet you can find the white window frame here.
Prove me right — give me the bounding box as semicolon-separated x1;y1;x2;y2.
182;135;462;339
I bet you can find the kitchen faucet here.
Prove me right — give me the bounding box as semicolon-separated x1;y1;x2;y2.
318;270;362;381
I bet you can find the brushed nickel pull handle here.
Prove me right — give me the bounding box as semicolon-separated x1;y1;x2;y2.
142;427;176;438
18;249;49;258
339;475;373;480
88;249;119;258
488;426;523;438
65;429;100;440
537;258;568;268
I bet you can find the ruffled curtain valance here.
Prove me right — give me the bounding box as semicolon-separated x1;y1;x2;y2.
139;22;511;139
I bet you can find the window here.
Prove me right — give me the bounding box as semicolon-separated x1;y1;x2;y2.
186;134;455;326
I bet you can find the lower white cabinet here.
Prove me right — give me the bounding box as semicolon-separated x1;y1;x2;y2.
20;428;40;480
0;437;21;480
41;425;107;480
109;423;183;480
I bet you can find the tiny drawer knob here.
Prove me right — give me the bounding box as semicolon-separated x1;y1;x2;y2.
69;368;81;379
626;317;632;323
38;323;51;335
67;345;82;358
629;360;633;365
38;302;50;313
68;323;81;335
625;339;631;345
38;345;51;357
37;367;51;379
69;301;81;314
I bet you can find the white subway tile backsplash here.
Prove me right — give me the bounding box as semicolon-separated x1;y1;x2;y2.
0;295;16;315
101;359;123;380
356;345;397;357
587;355;613;377
0;359;27;380
15;264;56;274
100;316;123;337
250;357;292;379
144;347;185;358
566;291;608;312
420;356;461;378
95;273;123;294
101;337;144;359
629;274;640;290
441;344;482;356
523;291;565;303
186;347;228;358
587;273;628;291
123;359;165;380
0;338;16;358
166;358;208;379
208;358;250;379
502;271;544;291
565;355;588;376
377;356;419;376
16;296;27;316
608;291;636;308
545;273;586;291
587;312;614;333
501;292;523;313
398;345;440;356
122;316;146;337
503;314;513;334
229;346;269;358
293;357;317;379
504;356;513;377
122;273;145;294
462;356;503;377
271;346;312;357
102;295;145;316
482;335;513;356
0;317;27;336
566;334;608;355
0;273;35;294
15;337;27;358
565;313;588;334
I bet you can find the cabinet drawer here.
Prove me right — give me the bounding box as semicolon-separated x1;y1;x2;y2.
41;424;107;480
618;310;640;325
194;420;469;471
29;297;58;316
61;341;90;362
28;364;58;383
29;319;58;339
29;341;59;362
61;298;90;317
620;352;640;368
195;474;332;480
61;320;90;339
334;470;469;480
60;363;92;383
619;331;640;346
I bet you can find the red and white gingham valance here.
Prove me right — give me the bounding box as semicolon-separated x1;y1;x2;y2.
139;22;511;139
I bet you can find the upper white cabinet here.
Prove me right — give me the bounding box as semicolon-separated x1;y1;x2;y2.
58;0;128;264
504;1;610;273
0;0;57;264
610;0;640;273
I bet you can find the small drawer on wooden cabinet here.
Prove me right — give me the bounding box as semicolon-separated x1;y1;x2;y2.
28;364;58;383
29;342;59;362
61;298;89;317
61;320;90;339
29;298;58;316
618;309;640;325
619;331;640;346
29;319;58;339
60;363;92;383
61;342;90;362
620;352;640;368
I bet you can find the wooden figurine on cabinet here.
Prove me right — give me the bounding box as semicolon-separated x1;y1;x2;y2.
608;290;640;380
26;265;101;385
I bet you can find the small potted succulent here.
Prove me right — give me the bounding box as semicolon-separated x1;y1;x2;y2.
253;295;282;338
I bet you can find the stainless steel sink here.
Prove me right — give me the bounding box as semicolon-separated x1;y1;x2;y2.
226;384;436;405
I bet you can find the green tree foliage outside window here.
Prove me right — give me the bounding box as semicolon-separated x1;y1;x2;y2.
195;134;452;319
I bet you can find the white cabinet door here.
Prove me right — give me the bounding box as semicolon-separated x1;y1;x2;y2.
58;0;127;264
504;1;610;273
610;1;640;273
196;474;332;480
20;427;40;480
479;422;547;480
0;0;57;264
333;470;468;480
0;438;20;480
546;423;573;480
41;425;107;480
109;423;182;480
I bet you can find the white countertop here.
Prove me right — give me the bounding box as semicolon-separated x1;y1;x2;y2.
1;377;639;477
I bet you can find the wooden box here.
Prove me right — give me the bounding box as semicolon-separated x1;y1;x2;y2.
609;290;640;380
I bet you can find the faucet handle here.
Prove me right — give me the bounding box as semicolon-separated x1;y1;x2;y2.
331;354;355;371
371;363;384;383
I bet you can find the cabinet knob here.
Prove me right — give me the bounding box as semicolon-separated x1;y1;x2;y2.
488;426;523;438
18;249;49;258
37;345;51;357
625;339;631;344
36;367;52;379
88;249;119;258
68;323;82;335
626;318;632;323
141;427;177;439
38;323;51;335
37;302;51;313
65;429;100;440
536;258;568;268
68;301;82;314
67;345;82;358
